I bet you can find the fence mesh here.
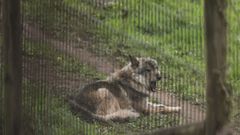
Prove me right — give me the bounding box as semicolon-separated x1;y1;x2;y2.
0;0;240;134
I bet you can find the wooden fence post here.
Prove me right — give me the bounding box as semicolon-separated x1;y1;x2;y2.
204;0;232;134
3;0;22;134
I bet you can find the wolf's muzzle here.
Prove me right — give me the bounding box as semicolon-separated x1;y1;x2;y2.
150;81;157;92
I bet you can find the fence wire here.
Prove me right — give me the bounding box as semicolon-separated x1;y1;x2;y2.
0;0;240;135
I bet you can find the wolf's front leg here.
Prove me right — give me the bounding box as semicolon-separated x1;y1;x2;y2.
135;98;181;114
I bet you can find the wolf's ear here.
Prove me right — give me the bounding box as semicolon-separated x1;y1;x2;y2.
129;55;139;68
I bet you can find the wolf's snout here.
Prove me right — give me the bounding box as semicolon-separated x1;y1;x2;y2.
157;75;161;80
156;72;161;80
150;81;157;92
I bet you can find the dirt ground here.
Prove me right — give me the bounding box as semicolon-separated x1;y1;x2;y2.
23;23;205;124
24;21;240;135
23;22;240;134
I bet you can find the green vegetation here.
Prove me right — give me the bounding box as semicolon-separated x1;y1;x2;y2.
21;81;179;135
21;39;98;135
21;80;86;135
60;0;240;102
23;39;105;79
19;0;240;134
23;0;207;102
20;38;180;135
22;80;180;135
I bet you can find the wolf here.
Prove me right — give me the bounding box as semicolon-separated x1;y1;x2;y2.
69;56;181;122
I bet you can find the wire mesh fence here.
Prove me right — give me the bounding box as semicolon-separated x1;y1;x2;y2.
0;0;240;134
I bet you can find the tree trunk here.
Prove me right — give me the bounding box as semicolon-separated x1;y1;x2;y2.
3;0;22;134
204;0;232;135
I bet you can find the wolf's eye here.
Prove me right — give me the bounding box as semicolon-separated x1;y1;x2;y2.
138;68;151;74
145;69;151;72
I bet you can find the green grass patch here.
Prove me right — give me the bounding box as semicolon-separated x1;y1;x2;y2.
23;38;105;79
21;80;86;135
61;0;207;103
21;80;180;135
21;0;240;133
21;37;181;134
22;0;240;103
60;0;240;104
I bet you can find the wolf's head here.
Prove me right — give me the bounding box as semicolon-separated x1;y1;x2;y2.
128;56;161;92
108;56;162;94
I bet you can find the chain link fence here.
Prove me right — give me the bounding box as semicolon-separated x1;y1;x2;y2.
0;0;240;134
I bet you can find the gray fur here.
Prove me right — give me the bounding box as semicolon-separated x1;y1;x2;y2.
69;57;181;122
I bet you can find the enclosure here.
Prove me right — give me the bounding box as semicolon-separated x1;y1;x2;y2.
0;0;240;135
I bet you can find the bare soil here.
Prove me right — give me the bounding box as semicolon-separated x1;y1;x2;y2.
24;23;205;124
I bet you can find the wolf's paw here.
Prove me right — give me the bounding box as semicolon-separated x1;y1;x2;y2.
174;106;181;112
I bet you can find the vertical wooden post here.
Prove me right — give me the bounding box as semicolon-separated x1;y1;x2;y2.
0;0;2;22
3;0;22;134
204;0;232;135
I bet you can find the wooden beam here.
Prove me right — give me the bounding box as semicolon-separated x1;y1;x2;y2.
3;0;22;134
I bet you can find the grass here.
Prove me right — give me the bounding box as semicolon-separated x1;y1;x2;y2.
23;38;105;80
20;38;181;135
19;0;240;134
21;81;180;135
62;0;207;102
21;80;87;135
60;0;240;103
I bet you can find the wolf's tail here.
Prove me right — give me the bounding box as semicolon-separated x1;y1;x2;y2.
68;99;140;122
